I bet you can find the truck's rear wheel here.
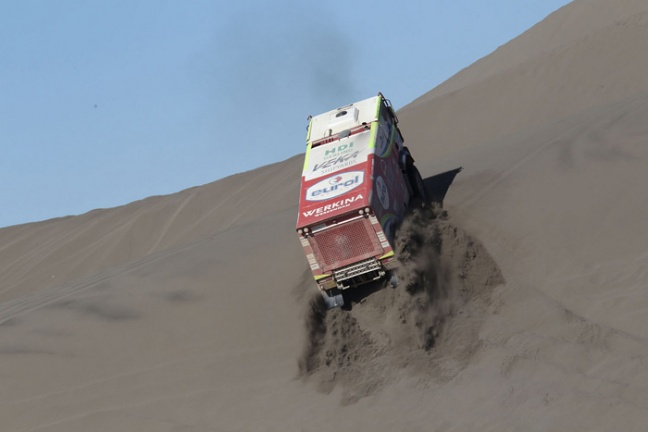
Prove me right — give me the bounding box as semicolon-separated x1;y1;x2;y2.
407;165;428;204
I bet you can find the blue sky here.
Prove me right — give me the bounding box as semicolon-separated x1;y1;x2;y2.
0;0;571;228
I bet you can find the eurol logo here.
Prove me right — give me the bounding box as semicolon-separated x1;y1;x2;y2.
305;171;365;202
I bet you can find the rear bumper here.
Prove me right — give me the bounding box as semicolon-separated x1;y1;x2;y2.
334;257;384;288
317;254;398;291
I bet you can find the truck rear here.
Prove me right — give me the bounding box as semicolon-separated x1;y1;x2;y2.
296;93;427;308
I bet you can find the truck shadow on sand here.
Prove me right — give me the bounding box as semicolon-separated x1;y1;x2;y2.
423;167;463;208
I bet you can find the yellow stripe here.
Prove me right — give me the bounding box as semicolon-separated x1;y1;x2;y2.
379;251;395;260
314;273;331;281
302;143;312;173
374;96;382;119
368;122;378;148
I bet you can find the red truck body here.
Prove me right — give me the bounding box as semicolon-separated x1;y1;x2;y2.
296;94;422;308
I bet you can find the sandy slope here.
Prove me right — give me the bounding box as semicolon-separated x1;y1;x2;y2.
2;0;648;430
399;0;648;157
0;156;302;302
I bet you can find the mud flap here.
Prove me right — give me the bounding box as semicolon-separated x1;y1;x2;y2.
321;288;344;309
407;165;429;203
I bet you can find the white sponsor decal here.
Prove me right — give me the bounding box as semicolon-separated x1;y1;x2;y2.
302;194;364;218
306;171;365;202
304;131;372;181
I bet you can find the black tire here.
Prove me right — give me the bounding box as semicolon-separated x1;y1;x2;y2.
407;165;428;204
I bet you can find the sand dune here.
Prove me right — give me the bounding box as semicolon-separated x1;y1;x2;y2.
2;0;648;430
0;156;302;302
400;0;648;158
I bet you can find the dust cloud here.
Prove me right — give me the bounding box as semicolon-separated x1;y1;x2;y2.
298;207;504;404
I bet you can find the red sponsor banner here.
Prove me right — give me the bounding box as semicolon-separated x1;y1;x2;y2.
297;159;372;227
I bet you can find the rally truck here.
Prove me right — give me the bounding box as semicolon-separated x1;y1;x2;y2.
296;93;428;309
